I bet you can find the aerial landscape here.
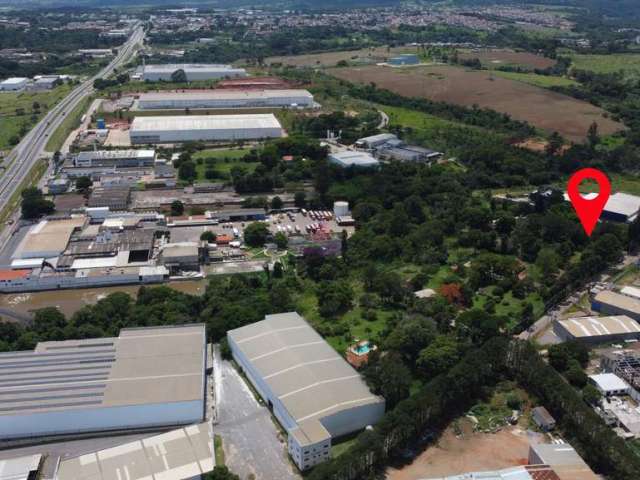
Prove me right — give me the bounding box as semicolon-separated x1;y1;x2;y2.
0;1;640;480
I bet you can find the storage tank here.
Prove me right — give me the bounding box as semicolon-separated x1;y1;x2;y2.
333;201;349;218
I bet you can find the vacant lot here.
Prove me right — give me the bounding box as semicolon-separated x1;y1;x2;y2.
459;49;556;70
386;420;532;480
328;65;623;142
492;70;578;88
266;46;414;68
569;53;640;78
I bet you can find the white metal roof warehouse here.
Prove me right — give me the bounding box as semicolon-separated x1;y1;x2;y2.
227;312;385;471
137;89;315;110
141;64;247;82
130;114;284;144
0;324;206;440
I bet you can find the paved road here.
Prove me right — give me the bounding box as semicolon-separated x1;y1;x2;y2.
212;345;300;480
377;109;389;129
0;25;145;252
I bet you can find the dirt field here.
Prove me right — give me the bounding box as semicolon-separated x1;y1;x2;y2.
459;49;556;70
386;420;535;480
328;65;623;142
266;46;414;67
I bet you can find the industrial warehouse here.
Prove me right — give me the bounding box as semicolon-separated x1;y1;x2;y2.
136;89;315;110
139;63;247;82
227;312;385;471
553;314;640;344
74;149;156;168
130;114;284;144
592;289;640;322
0;324;206;440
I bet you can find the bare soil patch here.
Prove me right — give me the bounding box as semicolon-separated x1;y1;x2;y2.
386;420;534;480
328;65;623;142
266;46;413;68
459;49;556;70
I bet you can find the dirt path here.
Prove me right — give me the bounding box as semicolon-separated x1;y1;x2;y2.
386;420;536;480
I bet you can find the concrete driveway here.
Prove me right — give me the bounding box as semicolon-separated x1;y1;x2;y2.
212;345;300;480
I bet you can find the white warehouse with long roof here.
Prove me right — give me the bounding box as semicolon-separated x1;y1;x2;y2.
227;312;385;471
130;114;284;144
141;64;247;82
0;324;206;440
137;89;315;110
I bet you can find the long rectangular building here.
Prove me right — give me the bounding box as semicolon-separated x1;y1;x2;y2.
554;314;640;344
0;324;206;440
141;64;247;82
593;290;640;321
130;114;284;144
74;149;156;168
227;312;385;471
137;89;314;110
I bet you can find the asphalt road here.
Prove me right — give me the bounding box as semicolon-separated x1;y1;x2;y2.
212;345;300;480
0;25;145;251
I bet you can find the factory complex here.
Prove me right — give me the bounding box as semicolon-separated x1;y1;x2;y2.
228;312;385;470
130;114;284;144
0;324;206;440
136;89;316;110
553;314;640;344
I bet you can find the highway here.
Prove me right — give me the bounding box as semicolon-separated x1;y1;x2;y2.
0;25;145;235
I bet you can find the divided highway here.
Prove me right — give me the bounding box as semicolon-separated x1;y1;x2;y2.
0;26;145;220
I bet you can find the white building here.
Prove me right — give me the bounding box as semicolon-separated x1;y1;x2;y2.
228;312;385;471
0;324;206;440
564;192;640;223
130;114;283;144
0;454;42;480
554;313;640;344
137;89;315;110
74;149;156;168
141;64;247;82
0;77;28;91
589;373;631;397
328;151;379;169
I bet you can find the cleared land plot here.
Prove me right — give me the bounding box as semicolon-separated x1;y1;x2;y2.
386;420;531;480
569;53;640;77
459;49;556;70
0;85;72;150
266;46;414;68
193;147;259;180
491;70;578;88
328;65;623;142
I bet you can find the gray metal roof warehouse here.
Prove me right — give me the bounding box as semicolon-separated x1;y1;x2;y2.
227;312;384;470
0;324;206;439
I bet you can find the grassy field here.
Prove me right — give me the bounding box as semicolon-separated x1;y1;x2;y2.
45;96;92;153
0;159;48;230
193;147;259;181
569;53;640;77
491;70;578;88
0;85;73;151
458;49;556;70
576;172;640;196
329;65;622;143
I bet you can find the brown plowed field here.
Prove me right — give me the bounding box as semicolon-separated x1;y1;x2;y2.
459;49;557;69
328;65;623;142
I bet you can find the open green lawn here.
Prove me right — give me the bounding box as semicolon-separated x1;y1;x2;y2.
0;85;72;151
569;53;640;78
491;70;578;88
193;148;259;181
473;287;544;325
576;172;640;196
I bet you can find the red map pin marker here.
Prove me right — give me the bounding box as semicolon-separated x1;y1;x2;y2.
567;167;611;237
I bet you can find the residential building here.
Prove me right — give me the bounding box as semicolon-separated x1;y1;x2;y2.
0;324;206;440
531;406;556;431
227;312;385;470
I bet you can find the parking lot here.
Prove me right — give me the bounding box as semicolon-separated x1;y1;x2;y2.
212;346;300;480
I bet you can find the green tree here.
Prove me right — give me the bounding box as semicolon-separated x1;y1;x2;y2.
417;335;460;378
202;466;241;480
171;69;188;83
200;231;216;242
21;187;54;219
243;222;270;247
582;383;602;405
294;191;306;208
274;232;288;250
178;160;197;182
587;121;600;148
270;196;284;210
363;352;412;409
75;176;93;194
535;247;561;278
170;200;184;216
